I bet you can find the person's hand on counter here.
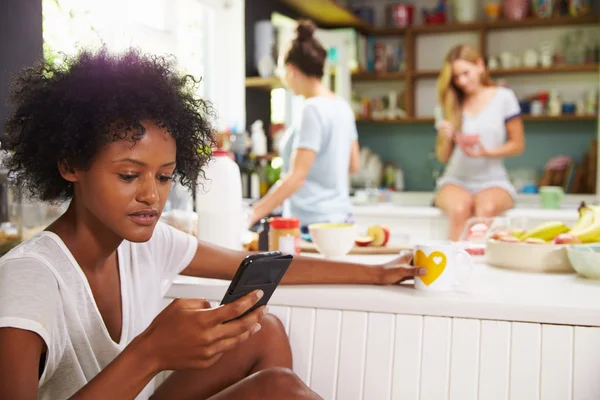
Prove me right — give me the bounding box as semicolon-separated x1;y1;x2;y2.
378;251;428;285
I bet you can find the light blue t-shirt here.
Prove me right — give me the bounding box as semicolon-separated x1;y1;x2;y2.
279;96;358;226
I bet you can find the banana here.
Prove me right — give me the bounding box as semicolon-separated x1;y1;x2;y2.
521;221;570;241
570;204;595;233
569;205;600;243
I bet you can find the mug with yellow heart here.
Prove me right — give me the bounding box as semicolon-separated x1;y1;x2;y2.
413;242;474;292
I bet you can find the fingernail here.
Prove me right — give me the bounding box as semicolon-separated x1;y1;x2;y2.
252;323;262;334
262;306;269;315
256;290;264;299
418;268;428;276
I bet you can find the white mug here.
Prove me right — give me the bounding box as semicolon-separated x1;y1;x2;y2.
413;242;475;292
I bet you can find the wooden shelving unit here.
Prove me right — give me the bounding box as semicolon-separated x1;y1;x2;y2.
262;1;600;123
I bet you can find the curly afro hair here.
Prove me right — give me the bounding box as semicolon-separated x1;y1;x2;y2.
3;47;215;202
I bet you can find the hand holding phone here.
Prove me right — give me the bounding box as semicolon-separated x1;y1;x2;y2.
221;251;293;321
142;292;265;371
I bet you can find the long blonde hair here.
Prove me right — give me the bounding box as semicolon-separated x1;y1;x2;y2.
437;44;494;131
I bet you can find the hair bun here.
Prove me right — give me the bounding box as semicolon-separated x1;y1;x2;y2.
296;20;316;41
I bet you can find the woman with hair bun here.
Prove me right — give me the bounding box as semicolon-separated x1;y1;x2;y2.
434;44;525;240
249;20;360;228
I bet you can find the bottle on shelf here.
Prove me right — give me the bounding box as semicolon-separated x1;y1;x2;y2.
250;120;268;157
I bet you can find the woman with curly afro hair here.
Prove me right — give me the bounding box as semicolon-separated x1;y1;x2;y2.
0;48;422;400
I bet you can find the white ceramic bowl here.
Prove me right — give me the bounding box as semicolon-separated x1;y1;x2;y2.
486;239;573;273
567;244;600;279
308;223;358;258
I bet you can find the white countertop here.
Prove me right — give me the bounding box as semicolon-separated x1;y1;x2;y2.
351;202;580;220
167;253;600;328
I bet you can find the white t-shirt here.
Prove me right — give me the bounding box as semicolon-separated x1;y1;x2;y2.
0;222;198;400
438;86;521;184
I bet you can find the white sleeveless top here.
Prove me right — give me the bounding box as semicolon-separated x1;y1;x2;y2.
439;87;521;184
0;222;198;399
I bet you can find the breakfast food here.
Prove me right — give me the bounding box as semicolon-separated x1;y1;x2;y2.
355;236;374;247
523;238;546;244
366;224;390;247
487;202;600;246
520;221;570;242
551;233;582;245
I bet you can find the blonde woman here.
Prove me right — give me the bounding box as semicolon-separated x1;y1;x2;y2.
434;44;525;241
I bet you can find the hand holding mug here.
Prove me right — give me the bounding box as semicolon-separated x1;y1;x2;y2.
412;242;475;292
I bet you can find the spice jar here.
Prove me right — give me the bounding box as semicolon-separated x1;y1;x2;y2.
268;217;300;255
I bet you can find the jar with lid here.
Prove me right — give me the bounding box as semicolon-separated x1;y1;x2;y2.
268;217;301;255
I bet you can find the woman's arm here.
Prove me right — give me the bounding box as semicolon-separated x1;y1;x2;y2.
0;328;155;400
181;240;381;284
435;120;456;164
483;117;525;158
180;240;424;285
249;148;316;226
349;140;360;173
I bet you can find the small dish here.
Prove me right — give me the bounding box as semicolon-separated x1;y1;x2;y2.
567;244;600;279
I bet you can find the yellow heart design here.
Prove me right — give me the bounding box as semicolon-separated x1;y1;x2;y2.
414;250;447;286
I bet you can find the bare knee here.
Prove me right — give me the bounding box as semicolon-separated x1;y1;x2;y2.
476;202;500;217
261;314;286;335
252;368;318;399
447;199;474;222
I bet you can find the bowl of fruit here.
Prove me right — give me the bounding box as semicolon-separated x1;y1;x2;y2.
486;202;600;273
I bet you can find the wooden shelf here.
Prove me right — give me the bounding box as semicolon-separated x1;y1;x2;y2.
245;76;282;90
352;71;406;81
489;64;599;76
356;115;597;124
414;64;599;79
366;14;599;36
411;21;483;35
484;14;600;30
279;0;368;31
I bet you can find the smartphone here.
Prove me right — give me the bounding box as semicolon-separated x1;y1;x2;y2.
220;251;293;321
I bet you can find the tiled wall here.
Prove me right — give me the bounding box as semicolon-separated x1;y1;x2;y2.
357;120;597;191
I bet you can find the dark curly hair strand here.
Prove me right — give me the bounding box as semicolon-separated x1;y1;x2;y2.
3;47;215;202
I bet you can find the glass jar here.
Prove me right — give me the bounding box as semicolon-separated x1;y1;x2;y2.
268;217;300;255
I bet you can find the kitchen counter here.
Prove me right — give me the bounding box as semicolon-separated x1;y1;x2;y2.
165;253;600;399
167;253;600;328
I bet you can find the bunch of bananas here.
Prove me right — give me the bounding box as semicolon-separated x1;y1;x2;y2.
521;202;600;244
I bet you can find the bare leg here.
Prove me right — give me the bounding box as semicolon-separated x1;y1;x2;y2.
208;368;322;400
435;184;475;241
151;314;301;400
474;187;514;218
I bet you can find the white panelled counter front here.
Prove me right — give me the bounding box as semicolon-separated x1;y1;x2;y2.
164;254;600;400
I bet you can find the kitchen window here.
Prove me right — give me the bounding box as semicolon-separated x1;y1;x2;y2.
42;0;246;129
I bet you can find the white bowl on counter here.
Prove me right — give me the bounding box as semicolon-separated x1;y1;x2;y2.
566;244;600;279
308;223;358;258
